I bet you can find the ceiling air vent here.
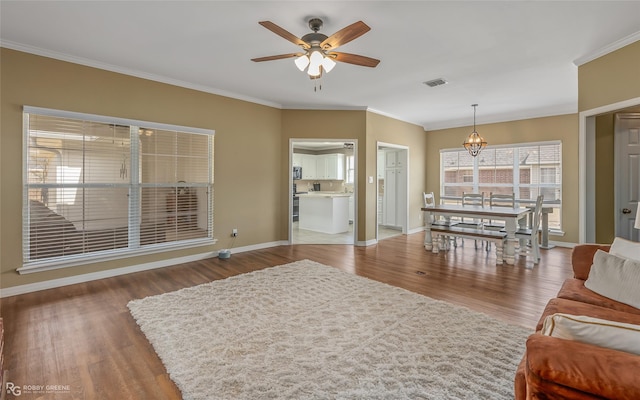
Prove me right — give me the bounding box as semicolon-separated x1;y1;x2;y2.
423;78;448;87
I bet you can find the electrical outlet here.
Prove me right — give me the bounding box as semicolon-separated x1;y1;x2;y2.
232;228;238;237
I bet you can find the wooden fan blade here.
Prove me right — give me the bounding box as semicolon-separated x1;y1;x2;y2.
328;52;380;68
320;21;371;49
251;53;302;62
258;21;310;49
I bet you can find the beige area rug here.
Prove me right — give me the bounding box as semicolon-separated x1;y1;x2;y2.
128;260;529;399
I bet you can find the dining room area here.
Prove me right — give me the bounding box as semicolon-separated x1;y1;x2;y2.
421;191;550;267
421;139;564;267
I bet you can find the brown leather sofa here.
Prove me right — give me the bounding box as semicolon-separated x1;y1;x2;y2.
515;244;640;399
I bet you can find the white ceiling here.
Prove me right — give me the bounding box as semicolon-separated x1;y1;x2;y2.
1;1;639;130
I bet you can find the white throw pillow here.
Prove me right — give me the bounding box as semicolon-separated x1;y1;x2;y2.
610;236;640;262
541;313;640;355
585;250;640;309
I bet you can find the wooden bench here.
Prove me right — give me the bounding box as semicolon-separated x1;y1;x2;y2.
429;225;508;264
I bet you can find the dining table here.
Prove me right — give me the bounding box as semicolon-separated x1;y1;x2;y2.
421;204;533;265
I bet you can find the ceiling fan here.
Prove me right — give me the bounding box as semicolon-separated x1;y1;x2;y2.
251;18;380;79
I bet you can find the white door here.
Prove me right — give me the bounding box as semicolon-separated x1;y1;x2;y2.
615;113;640;241
384;167;397;226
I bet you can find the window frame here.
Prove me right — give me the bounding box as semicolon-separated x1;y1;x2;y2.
440;140;563;233
19;106;216;274
345;154;355;184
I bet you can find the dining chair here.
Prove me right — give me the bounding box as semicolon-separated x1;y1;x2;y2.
423;192;457;249
458;192;485;248
423;191;436;209
512;194;544;265
483;192;516;250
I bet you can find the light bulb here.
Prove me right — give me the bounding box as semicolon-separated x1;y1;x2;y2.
294;55;309;71
321;57;336;73
307;63;321;77
308;50;323;68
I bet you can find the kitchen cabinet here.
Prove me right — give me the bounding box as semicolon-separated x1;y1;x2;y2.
383;168;398;226
382;150;406;228
314;154;344;180
349;194;354;223
324;154;344;180
385;150;404;168
301;154;317;180
315;155;328;179
292;153;303;167
385;150;397;168
299;193;350;234
297;153;344;180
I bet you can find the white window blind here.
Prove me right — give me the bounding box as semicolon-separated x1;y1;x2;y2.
22;107;214;271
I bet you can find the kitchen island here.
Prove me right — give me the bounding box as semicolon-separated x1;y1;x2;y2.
298;192;351;234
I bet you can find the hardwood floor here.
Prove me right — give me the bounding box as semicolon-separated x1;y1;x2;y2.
1;232;574;399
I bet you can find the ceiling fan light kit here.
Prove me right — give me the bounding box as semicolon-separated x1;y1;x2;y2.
252;18;380;87
463;104;488;157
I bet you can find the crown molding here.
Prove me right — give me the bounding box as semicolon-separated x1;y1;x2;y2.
366;107;423;128
0;40;282;109
573;30;640;66
282;105;368;111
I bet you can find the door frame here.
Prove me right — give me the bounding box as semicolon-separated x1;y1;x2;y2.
579;96;640;243
376;141;409;241
614;113;640;240
288;138;358;245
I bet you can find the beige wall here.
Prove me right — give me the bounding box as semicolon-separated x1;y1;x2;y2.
281;110;426;243
281;110;367;241
579;40;640;243
1;48;283;289
425;114;579;243
595;114;615;243
365;112;428;240
578;40;640;112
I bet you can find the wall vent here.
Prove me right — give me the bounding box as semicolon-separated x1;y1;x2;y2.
423;78;448;87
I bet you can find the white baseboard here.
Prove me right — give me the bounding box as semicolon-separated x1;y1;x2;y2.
1;252;212;298
2;241;288;298
548;240;577;248
221;241;288;255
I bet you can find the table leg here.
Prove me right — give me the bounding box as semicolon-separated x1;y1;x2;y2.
495;239;504;265
423;211;433;251
540;210;555;249
504;218;518;265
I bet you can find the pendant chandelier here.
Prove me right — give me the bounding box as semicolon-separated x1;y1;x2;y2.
463;104;487;157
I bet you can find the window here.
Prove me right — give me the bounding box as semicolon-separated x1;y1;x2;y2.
346;154;355;184
440;141;562;231
21;107;215;272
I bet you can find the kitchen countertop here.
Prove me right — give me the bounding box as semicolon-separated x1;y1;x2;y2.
297;192;352;198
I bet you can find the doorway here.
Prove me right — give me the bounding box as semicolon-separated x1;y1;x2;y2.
290;139;357;245
376;142;409;241
580;96;640;242
615;113;640;241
